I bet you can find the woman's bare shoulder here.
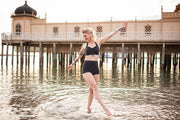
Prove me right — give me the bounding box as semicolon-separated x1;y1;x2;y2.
81;43;87;49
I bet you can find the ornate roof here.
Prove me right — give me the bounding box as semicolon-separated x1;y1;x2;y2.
174;3;180;12
14;0;37;16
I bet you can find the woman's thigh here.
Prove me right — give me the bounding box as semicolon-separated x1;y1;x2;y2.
83;72;97;88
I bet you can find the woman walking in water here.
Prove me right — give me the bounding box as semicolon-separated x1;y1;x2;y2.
68;23;127;116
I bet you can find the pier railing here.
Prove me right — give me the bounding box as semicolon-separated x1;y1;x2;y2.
1;32;180;43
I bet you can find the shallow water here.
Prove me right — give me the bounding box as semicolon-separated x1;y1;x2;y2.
0;56;180;120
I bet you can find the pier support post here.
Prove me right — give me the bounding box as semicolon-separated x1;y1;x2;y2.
17;46;19;65
25;46;27;67
12;46;14;66
6;42;9;66
161;43;165;70
28;46;30;68
53;43;57;68
69;43;73;64
47;47;49;68
179;54;180;70
39;42;43;68
122;43;125;66
112;52;117;68
150;54;155;68
137;43;141;69
147;52;149;68
165;54;171;71
33;46;35;65
20;42;24;68
1;44;4;65
100;53;105;67
61;52;65;67
173;53;178;70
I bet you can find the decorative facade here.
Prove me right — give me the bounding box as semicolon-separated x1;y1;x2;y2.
11;1;180;35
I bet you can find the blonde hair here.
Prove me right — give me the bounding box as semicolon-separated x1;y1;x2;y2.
82;27;96;42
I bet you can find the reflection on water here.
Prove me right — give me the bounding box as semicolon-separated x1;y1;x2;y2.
0;56;180;120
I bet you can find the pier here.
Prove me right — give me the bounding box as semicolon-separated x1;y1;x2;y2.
1;32;180;71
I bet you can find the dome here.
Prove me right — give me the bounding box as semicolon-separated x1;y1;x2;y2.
174;3;180;12
15;0;37;16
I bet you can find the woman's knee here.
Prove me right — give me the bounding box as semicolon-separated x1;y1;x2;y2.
91;83;98;91
89;87;93;93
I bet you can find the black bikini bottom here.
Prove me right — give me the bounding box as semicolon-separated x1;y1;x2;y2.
82;61;99;75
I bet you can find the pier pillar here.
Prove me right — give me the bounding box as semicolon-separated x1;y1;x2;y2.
150;54;155;68
133;52;136;68
39;42;43;68
112;52;117;68
142;51;144;67
122;43;125;66
173;54;178;70
1;44;4;65
100;53;105;67
165;54;171;71
137;43;141;69
17;46;19;65
179;54;180;70
25;46;27;66
33;46;35;65
147;52;149;68
12;46;14;66
47;47;49;68
61;52;65;67
58;53;61;66
161;43;165;70
69;43;73;64
6;42;9;66
20;42;24;68
28;46;30;68
80;53;85;68
53;43;57;68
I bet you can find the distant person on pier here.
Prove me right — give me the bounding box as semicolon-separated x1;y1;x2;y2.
68;23;128;116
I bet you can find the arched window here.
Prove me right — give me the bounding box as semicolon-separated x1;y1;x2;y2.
74;26;80;37
53;27;58;35
96;26;102;37
16;24;21;35
145;24;151;35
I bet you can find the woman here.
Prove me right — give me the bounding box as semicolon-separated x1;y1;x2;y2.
68;23;127;116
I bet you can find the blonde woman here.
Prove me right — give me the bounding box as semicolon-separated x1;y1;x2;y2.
68;23;128;116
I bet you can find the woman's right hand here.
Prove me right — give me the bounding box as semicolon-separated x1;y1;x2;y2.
67;64;73;70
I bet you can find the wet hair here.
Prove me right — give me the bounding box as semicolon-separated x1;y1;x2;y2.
82;27;96;42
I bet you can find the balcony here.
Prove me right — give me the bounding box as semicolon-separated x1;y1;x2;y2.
1;32;180;44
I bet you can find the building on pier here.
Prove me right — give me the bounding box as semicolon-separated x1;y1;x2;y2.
1;1;180;71
10;1;180;36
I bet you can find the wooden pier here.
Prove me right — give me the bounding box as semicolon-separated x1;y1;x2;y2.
1;32;180;71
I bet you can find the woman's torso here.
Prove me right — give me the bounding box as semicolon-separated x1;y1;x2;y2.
84;42;100;61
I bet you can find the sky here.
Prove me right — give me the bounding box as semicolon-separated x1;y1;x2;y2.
0;0;179;35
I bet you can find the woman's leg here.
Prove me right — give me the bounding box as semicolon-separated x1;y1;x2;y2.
87;74;98;113
83;72;112;116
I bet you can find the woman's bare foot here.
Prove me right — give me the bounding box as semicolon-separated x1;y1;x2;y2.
104;108;112;116
87;108;91;113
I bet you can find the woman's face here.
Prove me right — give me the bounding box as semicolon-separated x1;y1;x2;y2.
83;33;91;42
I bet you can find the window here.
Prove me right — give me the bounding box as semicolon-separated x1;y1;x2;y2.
145;25;151;35
96;26;102;37
120;27;126;36
74;26;80;37
16;24;21;35
53;27;58;35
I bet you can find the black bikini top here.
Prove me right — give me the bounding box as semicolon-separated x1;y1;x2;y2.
85;42;99;55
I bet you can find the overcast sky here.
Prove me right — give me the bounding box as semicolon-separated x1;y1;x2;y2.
0;0;179;35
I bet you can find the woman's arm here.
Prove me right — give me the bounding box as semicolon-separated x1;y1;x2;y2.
98;23;128;45
68;44;85;70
